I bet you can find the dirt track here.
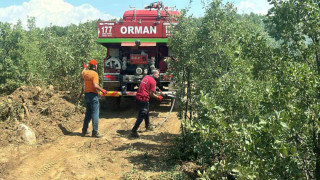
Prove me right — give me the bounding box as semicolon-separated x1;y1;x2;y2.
0;99;181;180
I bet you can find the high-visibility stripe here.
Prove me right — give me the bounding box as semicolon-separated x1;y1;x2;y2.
99;91;175;97
110;91;119;97
126;92;137;96
99;91;121;97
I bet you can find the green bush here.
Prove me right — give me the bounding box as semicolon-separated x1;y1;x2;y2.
0;19;105;100
169;0;320;179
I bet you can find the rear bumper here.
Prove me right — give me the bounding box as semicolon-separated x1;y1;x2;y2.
99;90;175;97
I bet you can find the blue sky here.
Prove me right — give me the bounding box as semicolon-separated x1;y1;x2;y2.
0;0;272;28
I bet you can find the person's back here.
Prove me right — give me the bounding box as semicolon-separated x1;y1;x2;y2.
83;70;99;94
136;75;156;102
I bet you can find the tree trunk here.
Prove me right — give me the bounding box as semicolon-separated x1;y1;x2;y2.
181;68;186;144
186;69;192;124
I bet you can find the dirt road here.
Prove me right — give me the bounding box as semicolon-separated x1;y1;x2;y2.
0;99;181;180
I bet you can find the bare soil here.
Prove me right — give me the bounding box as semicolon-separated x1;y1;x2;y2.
0;86;185;180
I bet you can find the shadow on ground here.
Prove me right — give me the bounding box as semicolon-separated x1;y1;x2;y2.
58;124;82;136
113;138;179;173
116;130;178;143
114;129;180;174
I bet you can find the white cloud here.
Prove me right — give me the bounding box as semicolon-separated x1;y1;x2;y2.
236;0;272;14
0;0;116;28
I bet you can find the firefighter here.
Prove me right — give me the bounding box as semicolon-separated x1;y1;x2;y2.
81;59;107;138
131;69;163;138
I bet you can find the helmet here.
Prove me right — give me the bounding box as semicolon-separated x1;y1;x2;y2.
89;59;97;65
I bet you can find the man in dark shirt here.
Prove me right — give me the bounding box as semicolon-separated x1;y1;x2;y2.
131;69;163;138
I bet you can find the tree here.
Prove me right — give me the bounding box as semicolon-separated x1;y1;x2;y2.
0;19;105;99
0;20;27;92
169;0;319;178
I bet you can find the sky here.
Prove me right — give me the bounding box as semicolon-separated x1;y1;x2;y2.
0;0;272;28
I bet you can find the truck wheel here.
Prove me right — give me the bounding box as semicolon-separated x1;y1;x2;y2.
103;97;121;110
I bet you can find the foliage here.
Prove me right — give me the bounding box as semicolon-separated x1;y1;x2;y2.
0;18;105;98
265;0;320;179
265;0;320;72
169;0;320;179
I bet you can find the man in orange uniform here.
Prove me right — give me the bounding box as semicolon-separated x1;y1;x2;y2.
81;59;106;138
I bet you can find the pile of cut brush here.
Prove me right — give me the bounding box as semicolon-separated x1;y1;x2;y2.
0;85;85;146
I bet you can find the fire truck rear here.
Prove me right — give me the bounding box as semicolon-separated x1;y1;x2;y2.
97;2;179;107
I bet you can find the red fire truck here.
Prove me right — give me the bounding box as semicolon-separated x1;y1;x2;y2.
97;2;179;107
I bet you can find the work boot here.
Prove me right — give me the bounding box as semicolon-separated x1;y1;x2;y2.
92;132;104;138
145;125;155;131
130;131;139;138
81;131;90;137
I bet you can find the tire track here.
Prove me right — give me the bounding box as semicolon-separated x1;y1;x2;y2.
29;159;58;179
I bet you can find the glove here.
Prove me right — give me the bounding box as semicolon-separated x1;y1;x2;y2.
157;95;163;101
101;89;107;96
83;63;87;69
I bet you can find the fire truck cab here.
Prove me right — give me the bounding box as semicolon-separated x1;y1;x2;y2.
97;2;178;106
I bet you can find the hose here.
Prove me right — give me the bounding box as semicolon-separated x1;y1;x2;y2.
154;96;176;128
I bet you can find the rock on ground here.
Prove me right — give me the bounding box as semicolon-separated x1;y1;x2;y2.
17;123;36;145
